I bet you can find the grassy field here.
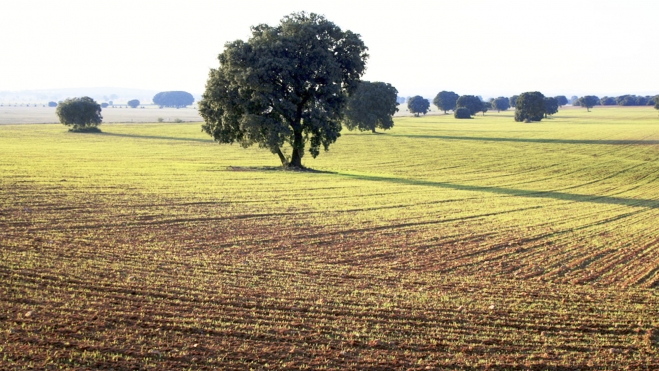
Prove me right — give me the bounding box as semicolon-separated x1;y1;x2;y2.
0;105;203;124
1;106;659;370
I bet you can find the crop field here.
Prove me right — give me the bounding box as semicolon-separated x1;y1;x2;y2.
1;107;659;370
0;105;203;125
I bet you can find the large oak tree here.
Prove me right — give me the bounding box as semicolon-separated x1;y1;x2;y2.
199;12;368;168
433;91;459;114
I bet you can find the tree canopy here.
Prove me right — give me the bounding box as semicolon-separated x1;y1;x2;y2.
127;99;140;108
544;97;559;117
456;95;483;116
514;92;545;122
198;12;368;168
48;101;57;107
492;97;510;112
343;81;399;133
407;96;430;117
153;91;195;108
654;96;659;111
56;96;103;132
432;91;459;114
509;95;519;108
578;96;600;112
554;95;568;107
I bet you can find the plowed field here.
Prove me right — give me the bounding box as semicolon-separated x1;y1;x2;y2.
2;107;659;369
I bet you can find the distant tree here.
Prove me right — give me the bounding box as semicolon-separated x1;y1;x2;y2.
198;12;368;169
56;96;102;132
343;81;399;133
578;96;599;112
654;96;659;111
544;97;559;117
454;107;472;119
509;95;519;108
514;91;545;122
109;94;118;101
47;101;57;107
600;97;616;106
433;91;459;114
127;99;140;108
456;95;483;116
480;101;488;116
569;96;579;105
153;91;194;108
108;101;113;106
492;97;510;112
554;95;568;107
407;95;430;117
101;102;109;108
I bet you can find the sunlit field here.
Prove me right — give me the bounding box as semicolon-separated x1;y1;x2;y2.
2;106;659;369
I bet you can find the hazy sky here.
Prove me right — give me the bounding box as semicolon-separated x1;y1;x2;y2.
2;0;657;98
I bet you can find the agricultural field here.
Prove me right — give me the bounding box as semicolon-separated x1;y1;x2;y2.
0;105;202;125
1;106;659;370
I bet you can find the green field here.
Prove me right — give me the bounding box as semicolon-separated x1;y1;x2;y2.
2;106;659;369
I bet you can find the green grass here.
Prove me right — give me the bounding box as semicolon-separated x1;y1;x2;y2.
1;106;659;369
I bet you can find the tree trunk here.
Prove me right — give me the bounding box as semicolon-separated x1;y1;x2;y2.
276;148;287;167
289;128;304;168
372;128;376;133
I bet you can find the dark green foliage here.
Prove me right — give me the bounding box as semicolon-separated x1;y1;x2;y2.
407;96;430;117
544;97;559;117
600;97;616;106
655;96;659;111
617;95;650;106
492;97;510;112
509;95;519;108
101;103;109;108
454;107;472;119
153;91;194;108
343;81;399;133
433;91;459;114
127;99;140;108
554;95;568;107
48;101;57;107
456;95;483;116
514;92;545;122
480;101;488;116
578;96;600;112
199;12;368;168
56;96;102;132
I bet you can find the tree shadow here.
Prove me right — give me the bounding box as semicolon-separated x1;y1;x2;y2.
335;173;659;209
389;134;659;145
96;132;214;143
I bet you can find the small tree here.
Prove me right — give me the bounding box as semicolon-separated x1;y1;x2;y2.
544;97;559;117
127;99;140;108
56;96;103;132
480;101;488;116
407;96;430;117
514;92;545;122
343;81;399;133
454;107;471;119
578;96;599;112
554;95;568;107
153;91;195;108
48;101;57;107
433;91;459;114
492;97;510;112
654;96;659;112
456;95;483;116
509;95;519;108
101;102;109;108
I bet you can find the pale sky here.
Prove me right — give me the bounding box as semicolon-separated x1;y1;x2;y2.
2;0;657;98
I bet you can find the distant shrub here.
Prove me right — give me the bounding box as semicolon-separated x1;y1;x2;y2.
48;101;57;107
173;118;183;123
454;107;471;119
101;102;109;108
157;117;164;122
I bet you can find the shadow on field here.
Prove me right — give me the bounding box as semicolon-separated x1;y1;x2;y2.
97;132;214;143
337;173;659;209
389;134;659;145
